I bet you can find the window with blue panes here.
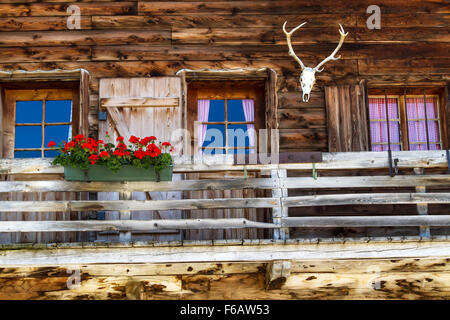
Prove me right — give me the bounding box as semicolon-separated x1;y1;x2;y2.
14;98;73;158
200;99;255;155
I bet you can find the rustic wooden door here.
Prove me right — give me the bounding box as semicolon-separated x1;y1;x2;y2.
97;77;183;242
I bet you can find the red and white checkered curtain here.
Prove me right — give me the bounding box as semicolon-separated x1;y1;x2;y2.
368;98;401;151
406;97;440;150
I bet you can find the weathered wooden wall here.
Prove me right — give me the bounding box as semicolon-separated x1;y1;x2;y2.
0;0;448;152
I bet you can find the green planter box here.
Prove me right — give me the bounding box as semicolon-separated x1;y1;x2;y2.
64;164;173;182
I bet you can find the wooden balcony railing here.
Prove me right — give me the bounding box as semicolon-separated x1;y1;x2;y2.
1;150;450;243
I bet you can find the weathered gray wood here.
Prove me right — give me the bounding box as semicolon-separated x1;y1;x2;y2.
2;239;450;265
101;97;179;108
1;151;449;174
281;215;450;227
119;191;132;243
1;175;450;193
415;167;431;238
271;169;289;240
0;219;276;233
0;178;279;193
283;193;450;207
0;198;280;212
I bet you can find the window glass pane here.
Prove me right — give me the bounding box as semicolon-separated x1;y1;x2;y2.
207;100;225;122
44;150;59;158
232;148;250;154
227;99;246;122
16;101;43;124
45;125;71;146
45;100;72;123
202;148;225;155
368;97;401;151
202;124;225;148
228;124;249;148
406;97;441;150
14;150;41;158
14;126;42;148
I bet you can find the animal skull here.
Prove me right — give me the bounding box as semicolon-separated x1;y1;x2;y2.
283;22;348;102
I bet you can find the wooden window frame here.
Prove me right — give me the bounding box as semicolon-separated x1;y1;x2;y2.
186;80;266;156
1;82;81;158
368;88;448;151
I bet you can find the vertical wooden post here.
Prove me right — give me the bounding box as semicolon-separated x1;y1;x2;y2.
119;191;132;243
414;168;431;238
271;169;289;240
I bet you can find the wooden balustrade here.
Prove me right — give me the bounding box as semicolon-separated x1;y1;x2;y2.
1;151;450;242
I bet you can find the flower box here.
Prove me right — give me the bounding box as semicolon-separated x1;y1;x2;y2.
64;164;173;182
50;133;175;182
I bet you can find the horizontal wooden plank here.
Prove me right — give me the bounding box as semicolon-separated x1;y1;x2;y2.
138;1;449;15
0;2;137;17
283;193;450;207
279;129;327;150
282;215;450;227
2;215;450;233
172;27;449;45
2;239;450;265
0;178;280;192
0;198;280;212
0;219;276;232
0;16;92;31
0;46;92;63
93;13;357;29
278;108;326;129
100;97;179;108
172;27;358;45
1;151;449;174
1;175;450;193
0;30;170;47
359;58;450;75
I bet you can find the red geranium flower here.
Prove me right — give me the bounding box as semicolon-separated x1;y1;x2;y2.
129;135;140;144
88;154;99;165
116;136;124;142
99;151;109;158
146;143;161;158
47;141;56;147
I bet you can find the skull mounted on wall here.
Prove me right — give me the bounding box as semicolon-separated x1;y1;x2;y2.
283;22;348;102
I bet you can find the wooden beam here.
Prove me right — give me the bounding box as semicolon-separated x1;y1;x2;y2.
0;219;276;233
2;215;450;233
101;97;179;108
1;175;450;193
281;215;450;227
1;151;449;174
271;170;289;240
283;193;450;207
106;107;131;139
415;167;431;238
119;191;132;243
0;198;280;212
265;260;291;290
2;239;450;265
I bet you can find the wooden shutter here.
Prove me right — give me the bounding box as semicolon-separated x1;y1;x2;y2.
325;82;369;152
98;77;183;242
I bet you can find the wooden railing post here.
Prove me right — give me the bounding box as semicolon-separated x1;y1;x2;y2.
271;169;289;240
119;191;132;243
414;168;431;238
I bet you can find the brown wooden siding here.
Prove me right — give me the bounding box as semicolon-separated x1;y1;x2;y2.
0;1;447;152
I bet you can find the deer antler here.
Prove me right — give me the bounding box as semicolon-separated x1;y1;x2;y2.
282;21;307;70
314;24;348;72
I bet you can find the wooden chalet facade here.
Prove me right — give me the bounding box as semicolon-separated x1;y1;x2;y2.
0;0;449;300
